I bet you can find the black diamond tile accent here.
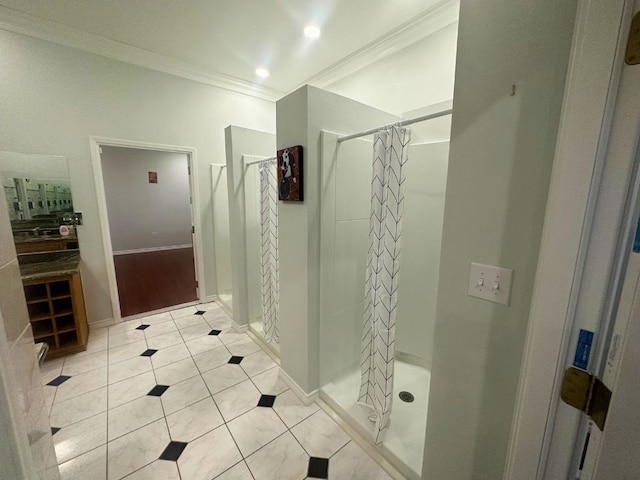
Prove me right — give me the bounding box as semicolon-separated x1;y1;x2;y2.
159;441;188;461
51;427;61;436
257;394;276;408
148;385;170;397
136;324;150;330
228;356;243;364
209;329;221;336
47;375;71;387
140;349;158;357
307;457;329;479
194;310;206;315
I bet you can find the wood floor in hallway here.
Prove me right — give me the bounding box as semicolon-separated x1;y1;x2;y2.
113;247;198;317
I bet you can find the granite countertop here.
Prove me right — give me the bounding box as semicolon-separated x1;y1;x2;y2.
14;234;78;244
19;250;81;281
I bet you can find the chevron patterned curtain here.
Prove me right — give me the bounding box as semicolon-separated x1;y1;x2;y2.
259;160;279;344
358;126;410;444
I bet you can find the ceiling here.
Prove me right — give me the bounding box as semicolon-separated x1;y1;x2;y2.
0;0;453;98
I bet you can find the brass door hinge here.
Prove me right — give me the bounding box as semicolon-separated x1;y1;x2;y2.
560;367;612;431
626;11;640;65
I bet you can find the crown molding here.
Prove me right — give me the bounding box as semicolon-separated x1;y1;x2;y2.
0;5;285;102
296;0;459;92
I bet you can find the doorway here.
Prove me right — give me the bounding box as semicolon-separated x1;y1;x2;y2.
91;139;204;322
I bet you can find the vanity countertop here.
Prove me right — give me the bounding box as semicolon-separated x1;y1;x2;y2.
14;234;78;244
18;250;81;281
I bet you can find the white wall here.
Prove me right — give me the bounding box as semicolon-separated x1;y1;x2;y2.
0;29;275;323
422;0;577;478
325;23;458;116
100;147;191;253
211;165;232;309
396;141;448;365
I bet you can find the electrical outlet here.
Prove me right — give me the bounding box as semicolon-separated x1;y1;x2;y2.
467;262;513;306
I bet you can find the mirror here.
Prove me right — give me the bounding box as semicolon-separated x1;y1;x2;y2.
0;151;79;254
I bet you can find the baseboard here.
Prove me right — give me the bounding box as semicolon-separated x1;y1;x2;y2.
202;294;218;304
231;320;248;333
89;318;115;329
279;369;319;406
247;326;281;361
113;244;192;256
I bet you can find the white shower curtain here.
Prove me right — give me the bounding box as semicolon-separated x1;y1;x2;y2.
259;160;279;343
358;125;411;444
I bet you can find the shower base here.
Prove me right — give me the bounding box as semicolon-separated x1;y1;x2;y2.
322;360;430;478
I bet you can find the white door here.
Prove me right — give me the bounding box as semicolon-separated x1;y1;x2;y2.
543;2;640;478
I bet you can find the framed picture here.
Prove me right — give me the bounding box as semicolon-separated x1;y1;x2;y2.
148;171;158;184
277;145;303;201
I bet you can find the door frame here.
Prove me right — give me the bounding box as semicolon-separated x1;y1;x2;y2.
505;0;637;478
89;136;205;324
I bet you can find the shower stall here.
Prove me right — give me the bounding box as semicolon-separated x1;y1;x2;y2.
243;155;280;352
319;123;449;478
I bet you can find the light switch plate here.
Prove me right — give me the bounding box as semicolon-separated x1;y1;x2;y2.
468;262;514;306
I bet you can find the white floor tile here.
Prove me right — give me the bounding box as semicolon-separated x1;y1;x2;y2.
154;357;199;386
196;301;220;312
143;320;178;339
40;358;64;385
213;461;253;480
329;441;392;480
150;342;191;369
250;367;288;396
137;311;173;325
53;412;107;464
170;305;198;319
106;418;169;480
205;315;232;331
108;356;153;385
50;387;108;428
108;372;157;409
291;410;350;458
218;331;248;346
62;350;108;376
185;334;223;356
245;431;309;480
54;367;108;403
174;315;207;330
240;350;277;377
178;425;241;480
145;330;184;351
213;379;261;422
272;390;319;429
160;375;210;415
43;385;56;409
107;395;164;441
192;345;232;373
58;444;106;480
227;407;287;457
179;323;211;342
201;364;248;395
166;397;224;442
108;340;147;364
226;337;261;357
108;329;146;349
108;320;142;336
123;460;180;480
80;334;109;356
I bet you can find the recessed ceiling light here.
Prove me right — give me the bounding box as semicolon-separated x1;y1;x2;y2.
255;67;269;78
304;25;321;39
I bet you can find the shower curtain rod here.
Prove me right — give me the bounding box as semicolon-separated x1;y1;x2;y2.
245;156;277;166
336;108;453;143
211;163;227;168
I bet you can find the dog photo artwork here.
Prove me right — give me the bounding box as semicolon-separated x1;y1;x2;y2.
277;145;303;201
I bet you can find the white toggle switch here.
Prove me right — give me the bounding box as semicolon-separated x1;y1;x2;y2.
468;263;514;306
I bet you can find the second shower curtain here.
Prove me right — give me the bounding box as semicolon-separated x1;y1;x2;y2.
358;125;411;444
259;160;279;344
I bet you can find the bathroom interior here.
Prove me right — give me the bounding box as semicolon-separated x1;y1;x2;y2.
0;0;580;478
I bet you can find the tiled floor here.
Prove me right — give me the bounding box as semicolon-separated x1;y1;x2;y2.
40;302;393;480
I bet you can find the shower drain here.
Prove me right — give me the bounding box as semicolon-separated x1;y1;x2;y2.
399;391;414;403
